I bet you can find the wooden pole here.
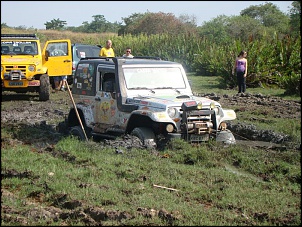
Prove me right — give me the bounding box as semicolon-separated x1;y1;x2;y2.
153;184;179;191
65;81;88;141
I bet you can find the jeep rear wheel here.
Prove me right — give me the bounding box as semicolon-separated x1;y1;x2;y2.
131;127;157;149
69;126;87;141
39;74;50;101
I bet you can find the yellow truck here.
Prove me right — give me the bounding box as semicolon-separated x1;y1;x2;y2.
1;34;72;101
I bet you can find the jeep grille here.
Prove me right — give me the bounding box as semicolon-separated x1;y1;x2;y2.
180;108;214;135
4;65;27;78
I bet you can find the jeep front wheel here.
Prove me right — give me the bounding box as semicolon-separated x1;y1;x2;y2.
39;74;50;101
131;127;157;149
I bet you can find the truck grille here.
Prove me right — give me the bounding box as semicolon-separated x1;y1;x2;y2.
5;66;27;74
180;108;215;142
4;66;27;79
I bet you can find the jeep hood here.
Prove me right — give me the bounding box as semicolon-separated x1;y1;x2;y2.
126;94;221;109
1;55;40;65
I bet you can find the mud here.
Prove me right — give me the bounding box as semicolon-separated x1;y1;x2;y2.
1;91;301;150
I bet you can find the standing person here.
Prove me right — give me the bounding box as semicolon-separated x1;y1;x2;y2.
122;47;134;58
53;76;61;92
59;76;67;91
233;50;248;94
99;40;115;57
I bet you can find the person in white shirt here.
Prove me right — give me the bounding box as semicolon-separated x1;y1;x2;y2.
122;47;134;58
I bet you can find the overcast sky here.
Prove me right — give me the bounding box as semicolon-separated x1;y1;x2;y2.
1;1;293;29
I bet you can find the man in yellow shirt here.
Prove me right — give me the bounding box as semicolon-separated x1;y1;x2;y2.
100;40;115;57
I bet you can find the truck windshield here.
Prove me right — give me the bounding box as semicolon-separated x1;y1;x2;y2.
123;67;186;89
1;41;38;55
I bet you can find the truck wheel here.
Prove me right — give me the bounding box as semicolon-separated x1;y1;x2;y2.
69;126;87;141
216;129;236;145
39;74;50;101
131;127;157;149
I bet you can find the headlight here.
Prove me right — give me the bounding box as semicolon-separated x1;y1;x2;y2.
28;65;35;72
210;102;215;109
197;102;202;109
167;107;177;118
166;124;174;133
1;65;4;72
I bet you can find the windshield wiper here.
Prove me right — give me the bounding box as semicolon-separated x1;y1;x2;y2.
129;87;149;90
154;87;181;94
129;87;155;93
176;95;190;98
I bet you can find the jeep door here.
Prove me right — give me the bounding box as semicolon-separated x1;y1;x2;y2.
42;40;72;76
94;67;120;132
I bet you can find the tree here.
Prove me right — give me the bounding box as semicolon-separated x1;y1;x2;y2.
44;18;67;30
64;15;121;33
178;13;197;27
1;23;9;28
197;15;268;44
119;12;197;36
197;15;231;43
87;15;107;33
118;13;148;36
289;1;301;37
240;2;290;34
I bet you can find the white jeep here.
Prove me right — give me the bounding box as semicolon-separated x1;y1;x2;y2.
66;56;236;148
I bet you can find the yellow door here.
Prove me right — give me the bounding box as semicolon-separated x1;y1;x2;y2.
42;40;72;76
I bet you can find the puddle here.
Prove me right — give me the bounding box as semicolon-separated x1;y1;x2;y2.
235;139;286;149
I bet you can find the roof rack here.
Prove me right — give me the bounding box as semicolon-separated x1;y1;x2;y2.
1;34;39;39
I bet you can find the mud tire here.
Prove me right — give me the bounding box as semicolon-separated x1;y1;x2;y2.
131;127;157;149
69;125;87;141
216;129;236;145
39;74;50;101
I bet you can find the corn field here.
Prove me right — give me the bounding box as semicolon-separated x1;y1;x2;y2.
102;33;300;95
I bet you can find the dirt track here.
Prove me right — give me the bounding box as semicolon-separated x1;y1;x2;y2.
1;90;301;149
1;91;301;147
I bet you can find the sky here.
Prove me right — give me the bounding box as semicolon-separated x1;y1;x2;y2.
1;1;293;29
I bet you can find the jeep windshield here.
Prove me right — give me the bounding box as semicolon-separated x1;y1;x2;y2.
1;41;38;55
123;67;186;90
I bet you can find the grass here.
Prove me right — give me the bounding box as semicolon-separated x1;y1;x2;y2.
1;75;301;226
1;137;300;225
187;73;301;101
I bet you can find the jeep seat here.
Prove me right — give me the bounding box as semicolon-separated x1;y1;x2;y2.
1;46;10;54
24;46;34;54
13;47;22;54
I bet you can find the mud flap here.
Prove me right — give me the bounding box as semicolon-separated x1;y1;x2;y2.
216;129;236;145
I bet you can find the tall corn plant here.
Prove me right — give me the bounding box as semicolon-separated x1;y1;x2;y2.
276;35;301;95
246;33;301;93
190;38;240;88
96;32;300;95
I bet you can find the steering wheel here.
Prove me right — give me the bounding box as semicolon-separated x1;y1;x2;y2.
51;49;66;56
